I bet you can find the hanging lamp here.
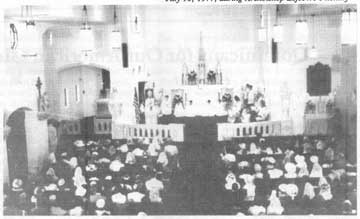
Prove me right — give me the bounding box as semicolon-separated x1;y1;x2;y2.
295;5;309;45
341;8;357;45
21;6;39;57
308;14;318;58
258;9;266;42
78;5;94;54
110;5;122;50
273;5;283;43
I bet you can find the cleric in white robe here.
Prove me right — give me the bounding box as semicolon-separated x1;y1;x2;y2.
142;90;158;124
159;95;172;124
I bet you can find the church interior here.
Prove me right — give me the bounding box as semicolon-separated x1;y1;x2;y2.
2;4;357;215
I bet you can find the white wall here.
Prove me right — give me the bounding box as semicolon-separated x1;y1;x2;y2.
135;5;345;124
2;5;353;126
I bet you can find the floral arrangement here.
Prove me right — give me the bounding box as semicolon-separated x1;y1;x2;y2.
172;94;184;106
207;70;216;83
222;93;233;111
254;90;265;103
187;71;197;82
305;100;316;114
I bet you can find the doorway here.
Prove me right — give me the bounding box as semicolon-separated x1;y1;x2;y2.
57;65;110;119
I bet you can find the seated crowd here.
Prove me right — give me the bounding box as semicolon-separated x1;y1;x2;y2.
220;136;357;215
4;137;180;215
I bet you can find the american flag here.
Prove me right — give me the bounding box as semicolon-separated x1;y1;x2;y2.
133;87;141;124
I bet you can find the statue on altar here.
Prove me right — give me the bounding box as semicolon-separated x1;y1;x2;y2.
109;88;135;125
109;88;125;125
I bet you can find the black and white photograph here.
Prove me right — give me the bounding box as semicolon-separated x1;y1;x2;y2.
1;1;358;216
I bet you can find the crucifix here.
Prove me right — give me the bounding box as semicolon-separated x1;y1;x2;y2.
35;77;42;111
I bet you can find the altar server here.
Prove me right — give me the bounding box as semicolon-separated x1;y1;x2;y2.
159;95;172;124
245;84;255;106
255;100;269;121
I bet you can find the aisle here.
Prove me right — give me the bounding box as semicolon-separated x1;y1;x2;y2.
164;116;227;214
164;141;224;214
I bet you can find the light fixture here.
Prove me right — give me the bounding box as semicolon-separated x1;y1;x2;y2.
341;8;357;45
258;9;266;42
132;6;140;33
295;5;308;45
308;14;318;58
49;31;53;46
110;6;122;50
78;5;94;54
273;5;283;42
21;6;39;57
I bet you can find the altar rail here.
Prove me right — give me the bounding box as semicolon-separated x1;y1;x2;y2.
61;120;82;135
94;117;112;135
112;123;185;142
217;120;294;141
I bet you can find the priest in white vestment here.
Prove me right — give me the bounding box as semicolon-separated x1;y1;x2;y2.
142;90;158;124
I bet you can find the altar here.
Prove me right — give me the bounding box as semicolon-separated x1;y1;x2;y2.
170;84;237;117
179;85;225;106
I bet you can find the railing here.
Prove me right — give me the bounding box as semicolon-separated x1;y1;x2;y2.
217;120;294;141
94;117;112;135
304;114;333;136
61;120;81;135
112;123;185;142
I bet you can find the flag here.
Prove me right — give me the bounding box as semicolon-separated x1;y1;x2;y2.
133;87;141;124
